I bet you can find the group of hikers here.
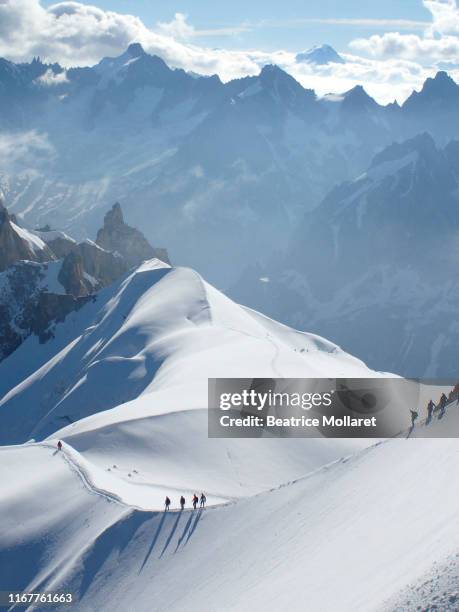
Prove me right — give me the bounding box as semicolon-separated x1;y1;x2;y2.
164;493;206;511
409;382;459;427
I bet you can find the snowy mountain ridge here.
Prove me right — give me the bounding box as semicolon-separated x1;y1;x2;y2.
0;258;377;445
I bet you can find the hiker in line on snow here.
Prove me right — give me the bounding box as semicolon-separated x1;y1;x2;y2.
180;496;185;510
57;440;62;451
200;493;206;508
409;409;418;428
165;496;171;511
438;393;448;418
426;400;435;425
192;494;198;510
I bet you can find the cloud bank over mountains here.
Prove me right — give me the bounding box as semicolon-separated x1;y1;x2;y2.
1;0;459;103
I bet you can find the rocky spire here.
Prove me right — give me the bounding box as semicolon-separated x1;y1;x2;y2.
103;202;124;230
96;202;170;267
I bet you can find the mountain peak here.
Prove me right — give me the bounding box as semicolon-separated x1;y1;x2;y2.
259;64;304;90
103;202;124;229
402;70;459;111
433;70;454;83
260;64;287;77
345;84;366;97
96;202;169;267
296;44;345;65
126;42;146;58
342;84;378;110
423;70;457;94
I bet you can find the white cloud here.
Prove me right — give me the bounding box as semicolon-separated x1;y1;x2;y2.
0;0;451;104
350;1;459;64
424;0;459;35
157;12;251;38
288;53;433;104
36;68;68;85
157;13;195;40
278;17;429;30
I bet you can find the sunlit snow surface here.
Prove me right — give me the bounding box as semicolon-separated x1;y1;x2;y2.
0;259;457;611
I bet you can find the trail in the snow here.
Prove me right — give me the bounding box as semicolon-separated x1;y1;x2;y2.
39;442;234;513
39;442;129;508
265;332;283;378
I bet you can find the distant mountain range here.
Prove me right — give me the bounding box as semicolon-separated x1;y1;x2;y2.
231;132;459;376
1;44;459;374
0;44;457;285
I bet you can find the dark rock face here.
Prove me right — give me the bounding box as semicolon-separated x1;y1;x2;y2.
0;198;54;272
96;203;170;267
0;200;170;362
0;262;91;361
58;241;128;297
58;250;92;297
26;292;92;344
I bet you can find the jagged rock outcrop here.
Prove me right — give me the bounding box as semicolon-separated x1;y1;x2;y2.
0;198;54;271
0;261;91;361
58;250;93;297
26;292;92;344
58;241;128;297
96;202;170;267
0;200;170;362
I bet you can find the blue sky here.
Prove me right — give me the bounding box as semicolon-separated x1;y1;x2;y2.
42;0;431;53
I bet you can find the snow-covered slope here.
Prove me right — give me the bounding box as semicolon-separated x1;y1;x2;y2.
0;258;379;509
0;257;456;610
1;414;457;612
0;259;376;443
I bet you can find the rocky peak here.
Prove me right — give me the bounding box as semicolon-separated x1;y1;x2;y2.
126;43;146;58
0;196;54;272
342;85;379;111
103;201;124;230
96;202;170;268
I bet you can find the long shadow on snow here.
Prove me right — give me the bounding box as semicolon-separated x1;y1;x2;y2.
185;509;203;544
139;511;167;572
174;513;194;552
77;511;153;600
160;509;183;558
